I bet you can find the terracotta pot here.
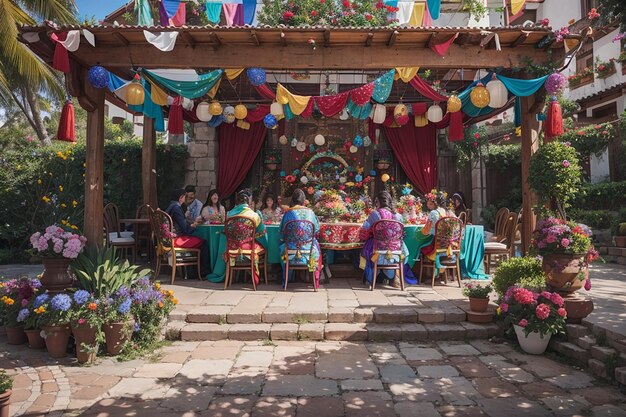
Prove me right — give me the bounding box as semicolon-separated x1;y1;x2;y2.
614;236;626;248
469;297;489;313
514;325;552;355
41;258;74;294
103;320;134;356
72;323;99;364
542;253;587;294
564;295;594;324
4;326;27;345
24;329;46;349
0;389;11;417
42;324;71;358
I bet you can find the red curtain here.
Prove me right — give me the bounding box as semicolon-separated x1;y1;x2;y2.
382;123;438;194
217;121;267;198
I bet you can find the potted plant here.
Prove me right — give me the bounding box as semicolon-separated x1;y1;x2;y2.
462;282;493;312
0;370;12;417
38;293;73;358
18;293;49;349
101;287;135;356
30;225;86;293
498;286;567;354
614;223;626;248
594;57;616;79
0;277;42;345
70;290;103;364
263;149;282;171
492;257;546;299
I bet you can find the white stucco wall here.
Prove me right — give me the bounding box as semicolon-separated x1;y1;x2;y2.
536;0;581;30
105;103;144;137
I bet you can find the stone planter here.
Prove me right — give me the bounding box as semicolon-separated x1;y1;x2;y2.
514;325;551;355
614;236;626;248
103;320;134;356
41;258;74;294
42;324;71;358
72;323;99;364
0;389;11;417
469;297;489;313
4;326;27;345
542;253;587;294
563;294;594;324
24;329;46;349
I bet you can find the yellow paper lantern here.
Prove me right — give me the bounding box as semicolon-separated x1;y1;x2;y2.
447;95;462;113
126;80;145;106
470;83;490;109
209;100;223;116
195;101;212;122
486;79;508;109
234;104;248;120
381;173;390;183
236;119;250;130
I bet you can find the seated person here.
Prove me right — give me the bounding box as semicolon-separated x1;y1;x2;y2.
226;189;267;285
165;188;209;278
416;191;448;261
279;189;322;288
201;189;226;224
359;191;412;287
260;192;283;224
184;185;203;225
452;192;468;218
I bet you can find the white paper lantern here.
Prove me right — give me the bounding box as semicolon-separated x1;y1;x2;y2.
427;104;443;123
349;145;358;153
339;176;347;184
300;176;309;184
296;141;306;152
339;108;349;120
195;102;212;122
363;136;371;147
314;134;325;146
279;135;288;145
487;79;508;109
223;105;236;123
372;104;387;124
270;102;284;118
291;138;298;147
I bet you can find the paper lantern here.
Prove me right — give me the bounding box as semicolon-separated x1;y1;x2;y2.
355;174;363;182
291;138;298;147
372;104;387;124
381;173;390;183
545;73;567;95
447;95;462;113
486;79;508;108
126;78;145;106
394;104;408;120
339;177;347;184
195;102;212;122
234;104;248;120
470;83;490;109
353;135;364;148
296;141;306;152
339;108;349;120
263;113;277;129
427;104;443;123
223;105;235;123
314;134;325;146
363;136;371;147
270;102;284;118
236;119;250;130
279;135;289;145
301;176;309;184
209;100;223;116
247;67;266;86
208;115;222;127
87;66;109;89
349;145;358;153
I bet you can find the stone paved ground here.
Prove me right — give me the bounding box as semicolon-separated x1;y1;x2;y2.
3;338;626;417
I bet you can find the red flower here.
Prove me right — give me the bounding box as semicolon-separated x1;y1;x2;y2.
289;2;295;8
342;0;350;7
311;10;317;17
320;0;325;3
365;13;373;21
473;132;480;139
598;65;605;71
602;130;608;135
283;11;294;20
577;130;585;136
375;1;384;9
594;124;602;129
473;142;478;147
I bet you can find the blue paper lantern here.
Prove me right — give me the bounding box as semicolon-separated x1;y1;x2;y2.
208;115;223;127
263;113;277;129
370;170;377;176
353;135;363;148
355;174;363;182
280;170;286;177
88;66;109;89
247;68;266;86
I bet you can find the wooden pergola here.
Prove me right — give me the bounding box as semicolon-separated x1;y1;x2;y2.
18;24;579;253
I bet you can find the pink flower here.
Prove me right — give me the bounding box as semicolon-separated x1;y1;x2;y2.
540;291;552;300
562;160;570;167
545;234;557;243
535;303;551;320
565;141;571;146
560;238;570;248
557;308;567;317
514;288;535;305
584;278;592;291
78;318;86;325
550;293;564;307
21;299;29;307
500;303;509;313
518;319;528;327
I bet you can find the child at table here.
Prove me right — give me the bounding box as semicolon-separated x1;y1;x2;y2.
201;189;226;224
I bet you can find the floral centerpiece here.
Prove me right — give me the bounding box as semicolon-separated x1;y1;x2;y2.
595;57;616;79
498;286;567;354
462;282;492;312
397;195;425;225
314;190;348;222
344;198;371;223
0;277;42;345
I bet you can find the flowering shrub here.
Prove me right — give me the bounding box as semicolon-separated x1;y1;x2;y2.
617;51;626;64
30;225;86;259
498;286;567;337
69;290;102;329
462;282;492;299
100;286;133;324
532;217;599;263
567;67;593;86
556;122;613;158
37;293;73;326
454;126;489;166
0;369;12;393
0;277;42;327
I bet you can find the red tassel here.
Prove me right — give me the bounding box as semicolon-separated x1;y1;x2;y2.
56;100;76;142
545;99;563;141
168;97;184;135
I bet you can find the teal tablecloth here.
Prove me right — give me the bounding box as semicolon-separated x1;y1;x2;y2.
194;224;487;283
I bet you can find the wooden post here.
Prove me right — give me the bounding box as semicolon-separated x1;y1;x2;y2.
520;94;540;255
82;78;106;249
142;116;158;208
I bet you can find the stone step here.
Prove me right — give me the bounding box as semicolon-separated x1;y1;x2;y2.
577;335;597;350
566;324;591;342
178;322;499;342
549;340;588;366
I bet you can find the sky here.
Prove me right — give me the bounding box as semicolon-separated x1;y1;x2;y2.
74;0;128;20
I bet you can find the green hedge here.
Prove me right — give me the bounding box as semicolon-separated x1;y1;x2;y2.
571;180;626;211
569;209;613;229
0;139;187;264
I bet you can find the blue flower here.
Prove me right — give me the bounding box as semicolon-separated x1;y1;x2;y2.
17;308;29;322
116;286;130;298
33;294;49;308
117;297;132;315
133;322;141;333
73;290;90;305
50;294;72;312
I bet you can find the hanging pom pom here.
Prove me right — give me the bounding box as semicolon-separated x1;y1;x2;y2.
545;96;564;140
545;73;567;95
56;100;76;142
247;68;266;86
88;65;109;89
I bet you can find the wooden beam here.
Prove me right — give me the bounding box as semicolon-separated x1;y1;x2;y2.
365;32;374;47
324;29;331;47
511;32;530;48
456;33;470;46
280;31;287;46
428;33;438;48
142;117;158;208
480;32;496;49
82;70;106;250
113;32;129;46
387;30;398;47
520;94;540;255
250;30;260;46
181;31;196;49
210;32;222;49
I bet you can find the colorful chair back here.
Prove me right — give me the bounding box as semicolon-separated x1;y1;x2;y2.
224;216;256;251
372;220;405;252
433;217;464;253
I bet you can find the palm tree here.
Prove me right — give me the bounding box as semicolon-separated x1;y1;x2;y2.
0;0;77;144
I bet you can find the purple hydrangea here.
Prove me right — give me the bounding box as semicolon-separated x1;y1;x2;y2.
50;294;72;312
116;286;130;298
17;308;30;322
33;294;49;308
117;297;132;314
133;322;141;333
73;290;90;305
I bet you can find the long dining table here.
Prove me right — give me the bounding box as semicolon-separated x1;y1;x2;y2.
193;223;487;283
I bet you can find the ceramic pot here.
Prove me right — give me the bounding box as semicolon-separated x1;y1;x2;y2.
103;320;134;356
24;329;46;349
469;297;489;313
41;258;73;294
42;324;71;358
0;389;12;417
542;253;587;294
72;323;99;364
614;236;626;248
4;326;27;345
514;324;552;355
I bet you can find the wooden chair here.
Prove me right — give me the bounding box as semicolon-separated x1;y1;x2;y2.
458;211;467;225
490;207;510;242
223;216;267;291
103;203;136;262
484;211;519;274
419;217;464;288
282;220;320;292
150;209;201;284
370;219;406;291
